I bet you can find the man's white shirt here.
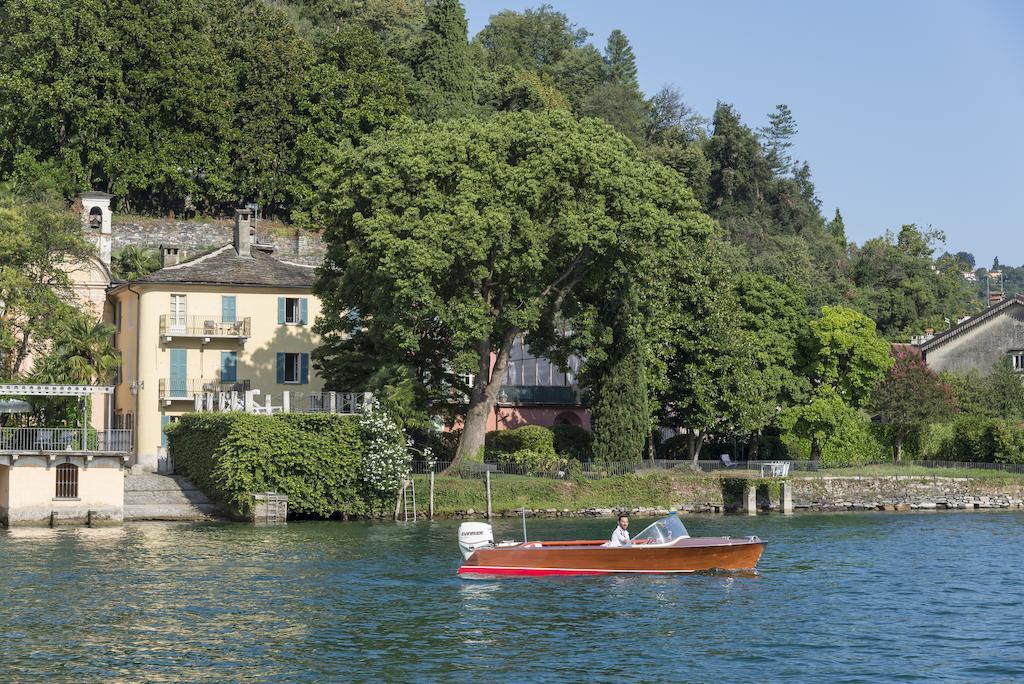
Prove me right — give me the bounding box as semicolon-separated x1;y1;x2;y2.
608;526;630;547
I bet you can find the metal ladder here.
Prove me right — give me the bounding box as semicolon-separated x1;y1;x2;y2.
401;478;416;522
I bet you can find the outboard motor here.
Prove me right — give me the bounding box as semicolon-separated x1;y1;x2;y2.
458;522;494;560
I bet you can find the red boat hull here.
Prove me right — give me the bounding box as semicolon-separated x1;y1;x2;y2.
459;537;766;577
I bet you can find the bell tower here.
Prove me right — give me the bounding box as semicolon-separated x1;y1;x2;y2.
77;191;114;269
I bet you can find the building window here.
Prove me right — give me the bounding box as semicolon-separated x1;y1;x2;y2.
55;463;79;499
278;297;308;325
221;351;238;383
1012;352;1024;372
276;352;309;384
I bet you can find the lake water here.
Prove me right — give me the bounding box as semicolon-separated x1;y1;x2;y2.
2;512;1024;682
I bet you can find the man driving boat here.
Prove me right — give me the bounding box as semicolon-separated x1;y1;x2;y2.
607;513;631;547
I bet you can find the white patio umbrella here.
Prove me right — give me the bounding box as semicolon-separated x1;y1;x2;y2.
0;399;32;413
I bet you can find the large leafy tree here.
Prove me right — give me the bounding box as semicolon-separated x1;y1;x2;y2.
0;192;93;380
311;111;714;467
786;305;893;461
871;347;956;461
850;225;977;340
413;0;476;120
290;24;412;216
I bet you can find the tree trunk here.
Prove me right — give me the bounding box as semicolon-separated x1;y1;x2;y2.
689;431;706;471
810;437;821;468
446;329;518;473
893;431;905;463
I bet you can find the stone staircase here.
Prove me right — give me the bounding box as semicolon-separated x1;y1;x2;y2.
124;472;224;521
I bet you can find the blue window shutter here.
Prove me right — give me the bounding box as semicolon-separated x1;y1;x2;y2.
161;415;169;448
300;353;309;384
278;297;285;325
276;352;285;384
222;296;236;323
221;352;237;383
169;349;187;395
300;298;309;325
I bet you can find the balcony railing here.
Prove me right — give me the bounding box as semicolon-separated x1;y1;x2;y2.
0;428;132;454
159;315;251;340
159;378;251;400
498;385;586;405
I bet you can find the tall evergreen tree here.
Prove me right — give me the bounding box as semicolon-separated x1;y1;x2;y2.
828;208;847;245
603;29;638;88
759;103;798;176
591;341;649;467
412;0;475;120
585;280;652;467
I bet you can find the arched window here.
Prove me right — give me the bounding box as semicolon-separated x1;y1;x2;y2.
88;206;103;228
55;463;79;499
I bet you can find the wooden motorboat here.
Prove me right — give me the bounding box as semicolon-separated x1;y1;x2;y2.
457;515;765;577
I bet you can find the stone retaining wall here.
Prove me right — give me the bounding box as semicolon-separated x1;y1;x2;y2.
788;476;1024;512
423;476;1024;520
111;217;326;266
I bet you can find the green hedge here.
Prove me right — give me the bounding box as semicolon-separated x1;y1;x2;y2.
168;413;366;518
945;416;1024;463
485;425;556;457
551;424;594;461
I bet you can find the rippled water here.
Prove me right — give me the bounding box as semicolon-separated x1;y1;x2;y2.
2;512;1024;682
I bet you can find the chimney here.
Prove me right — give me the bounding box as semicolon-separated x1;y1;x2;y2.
159;244;180;267
234;208;253;257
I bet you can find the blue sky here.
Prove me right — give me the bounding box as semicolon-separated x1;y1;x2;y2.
465;0;1024;268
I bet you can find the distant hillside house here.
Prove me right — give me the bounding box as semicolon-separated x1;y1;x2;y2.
918;294;1024;375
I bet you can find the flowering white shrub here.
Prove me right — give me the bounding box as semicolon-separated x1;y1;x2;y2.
358;398;411;502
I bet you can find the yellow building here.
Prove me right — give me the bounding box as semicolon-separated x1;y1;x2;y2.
108;209;324;471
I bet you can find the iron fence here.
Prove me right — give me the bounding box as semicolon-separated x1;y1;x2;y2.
159;315;251;338
0;428;132;453
286;392;370;414
159;378;251;400
410;458;1024;480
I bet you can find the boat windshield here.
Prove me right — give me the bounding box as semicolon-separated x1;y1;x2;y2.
631;516;690;544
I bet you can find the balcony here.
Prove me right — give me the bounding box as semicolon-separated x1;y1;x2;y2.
498;385;587;406
0;428;132;454
159;315;251;342
159;378;251;402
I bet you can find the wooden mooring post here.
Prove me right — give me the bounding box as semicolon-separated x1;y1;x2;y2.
485;470;493;520
429;471;435;520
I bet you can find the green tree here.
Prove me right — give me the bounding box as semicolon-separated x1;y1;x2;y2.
850;225;977;340
871;347;956;461
603;29;638;88
758;104;798;175
661;259;763;463
290;24;412;216
111;245;160;281
473;5;589;72
472;5;604;112
310;111;714;468
590;339;649;467
787;305;893;462
581;82;649;144
0;192;93;379
413;0;476;120
33;315;120;384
